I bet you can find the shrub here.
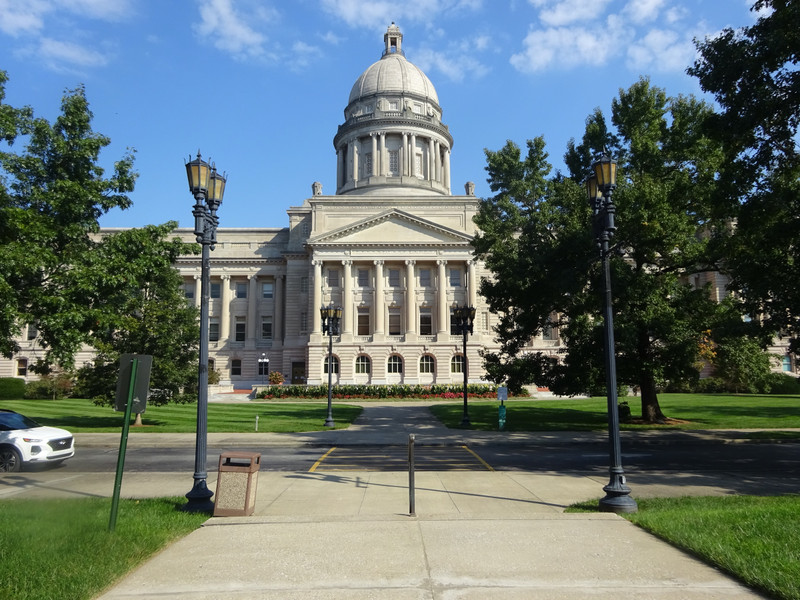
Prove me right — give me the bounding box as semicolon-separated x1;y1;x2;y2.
761;372;800;395
208;369;221;385
255;383;500;400
0;377;25;400
24;373;74;399
268;371;284;385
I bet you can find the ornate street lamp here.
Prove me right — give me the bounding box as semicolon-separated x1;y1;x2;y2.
454;304;476;427
183;151;226;513
586;153;637;514
320;303;342;428
258;353;269;385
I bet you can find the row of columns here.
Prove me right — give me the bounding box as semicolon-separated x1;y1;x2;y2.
193;274;284;344
336;131;451;189
313;259;475;336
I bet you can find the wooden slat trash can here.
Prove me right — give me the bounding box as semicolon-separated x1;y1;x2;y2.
213;451;261;517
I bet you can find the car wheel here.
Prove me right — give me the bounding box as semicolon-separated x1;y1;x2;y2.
0;447;22;473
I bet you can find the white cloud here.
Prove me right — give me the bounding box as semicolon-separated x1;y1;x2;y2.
320;30;345;45
626;27;696;72
414;46;489;82
0;0;50;36
52;0;135;21
510;25;615;72
289;40;323;70
37;37;110;71
193;0;269;60
528;0;614;27
319;0;482;29
622;0;666;25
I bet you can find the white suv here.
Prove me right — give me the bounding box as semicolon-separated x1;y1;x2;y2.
0;409;74;472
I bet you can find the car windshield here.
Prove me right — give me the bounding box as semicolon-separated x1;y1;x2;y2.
0;412;41;431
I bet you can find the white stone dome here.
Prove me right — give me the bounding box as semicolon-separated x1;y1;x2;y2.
348;52;439;105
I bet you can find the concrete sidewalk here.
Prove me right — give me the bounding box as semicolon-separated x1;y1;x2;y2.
8;402;778;599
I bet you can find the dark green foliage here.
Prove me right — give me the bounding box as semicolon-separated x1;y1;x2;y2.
23;372;74;399
690;0;800;351
0;377;25;399
256;383;499;400
474;79;729;422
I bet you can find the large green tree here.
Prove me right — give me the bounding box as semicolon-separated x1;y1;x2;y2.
74;223;200;406
474;78;728;422
689;0;800;351
0;72;136;369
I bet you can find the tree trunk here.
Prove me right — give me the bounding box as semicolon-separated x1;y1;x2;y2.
639;373;668;423
133;413;143;427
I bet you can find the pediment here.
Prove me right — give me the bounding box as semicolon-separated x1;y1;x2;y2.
308;210;472;247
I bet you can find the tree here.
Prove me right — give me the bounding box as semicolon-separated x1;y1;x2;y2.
74;223;200;408
474;78;728;423
689;0;800;351
0;72;136;369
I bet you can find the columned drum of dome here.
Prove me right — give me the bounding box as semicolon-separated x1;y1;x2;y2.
334;23;453;196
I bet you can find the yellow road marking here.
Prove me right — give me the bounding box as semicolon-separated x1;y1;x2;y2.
462;445;495;471
309;446;337;472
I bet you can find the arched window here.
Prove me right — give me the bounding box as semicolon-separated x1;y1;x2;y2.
450;355;465;374
355;355;371;374
387;355;403;374
323;356;340;374
419;355;435;374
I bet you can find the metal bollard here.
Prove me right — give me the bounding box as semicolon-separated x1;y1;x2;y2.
255;415;259;431
408;433;416;517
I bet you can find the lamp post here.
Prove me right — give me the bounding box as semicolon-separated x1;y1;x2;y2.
258;353;269;385
454;304;476;427
320;303;342;428
586;153;637;514
183;151;226;513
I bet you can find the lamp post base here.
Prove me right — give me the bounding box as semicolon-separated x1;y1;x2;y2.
324;417;335;428
460;416;471;427
183;479;214;513
598;476;637;514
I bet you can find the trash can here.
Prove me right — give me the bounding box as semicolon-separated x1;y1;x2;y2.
213;451;261;517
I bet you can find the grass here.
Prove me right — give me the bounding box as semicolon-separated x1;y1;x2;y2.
569;496;800;600
0;398;363;433
0;497;208;600
430;393;800;432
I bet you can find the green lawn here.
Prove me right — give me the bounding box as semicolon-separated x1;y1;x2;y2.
0;398;362;433
0;497;208;600
431;393;800;432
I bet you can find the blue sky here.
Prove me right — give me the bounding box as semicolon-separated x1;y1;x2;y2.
0;0;765;229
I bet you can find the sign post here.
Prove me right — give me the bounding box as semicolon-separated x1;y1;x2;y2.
497;386;508;431
109;354;152;532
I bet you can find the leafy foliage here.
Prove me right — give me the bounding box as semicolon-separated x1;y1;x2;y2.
474;78;732;422
256;383;501;400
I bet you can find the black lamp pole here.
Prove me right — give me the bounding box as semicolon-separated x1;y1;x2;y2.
184;151;226;513
320;304;341;428
586;154;637;514
455;305;476;427
258;353;268;385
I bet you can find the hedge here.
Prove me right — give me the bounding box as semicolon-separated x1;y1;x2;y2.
255;383;517;400
0;377;26;400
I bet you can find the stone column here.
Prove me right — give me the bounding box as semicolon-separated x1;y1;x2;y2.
194;275;201;308
220;275;230;341
380;132;387;176
410;134;417;177
247;274;258;345
274;274;284;343
444;148;451;191
428;138;435;182
371;133;378;176
342;260;353;335
402;132;408;175
467;260;477;307
437;260;448;334
405;260;416;334
435;140;441;182
374;260;385;334
312;260;323;333
336;148;343;189
353;143;359;182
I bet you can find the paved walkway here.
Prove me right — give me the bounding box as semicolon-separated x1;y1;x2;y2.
9;402;781;599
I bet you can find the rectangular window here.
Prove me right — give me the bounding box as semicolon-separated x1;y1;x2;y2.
300;312;308;333
414;153;423;178
209;318;220;342
389;150;399;174
210;282;221;299
184;284;194;300
231;359;242;376
327;269;340;288
419;308;432;335
388;309;402;335
419;268;431;287
300;277;309;294
357;268;370;287
357;308;370;336
26;324;37;340
235;282;248;299
262;282;274;299
450;310;459;335
388;268;401;288
261;316;273;340
234;317;246;342
16;359;27;377
449;268;462;287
